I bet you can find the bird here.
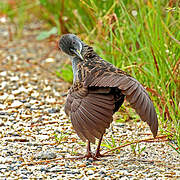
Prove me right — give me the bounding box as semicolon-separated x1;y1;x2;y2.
58;34;158;160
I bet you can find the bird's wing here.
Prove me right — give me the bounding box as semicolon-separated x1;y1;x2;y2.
65;86;114;143
87;72;158;137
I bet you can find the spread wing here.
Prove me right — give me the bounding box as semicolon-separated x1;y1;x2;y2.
65;87;115;143
87;72;158;137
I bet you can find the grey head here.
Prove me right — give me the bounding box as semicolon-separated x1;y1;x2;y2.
59;34;84;60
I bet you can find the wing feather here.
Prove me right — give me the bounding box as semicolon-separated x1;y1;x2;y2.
71;112;86;142
121;82;138;95
77;108;103;139
90;75;109;86
88;73;158;137
73;111;96;143
67;89;114;143
88;93;114;101
85;96;114;109
81;101;112;125
80;105;109;132
79;106;106;134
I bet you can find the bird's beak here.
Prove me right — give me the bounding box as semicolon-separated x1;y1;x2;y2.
71;49;84;60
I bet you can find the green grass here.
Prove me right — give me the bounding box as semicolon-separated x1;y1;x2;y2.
56;64;73;83
1;0;179;152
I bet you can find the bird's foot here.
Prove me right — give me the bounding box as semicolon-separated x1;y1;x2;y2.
68;151;112;161
73;151;99;161
95;151;114;158
94;151;105;158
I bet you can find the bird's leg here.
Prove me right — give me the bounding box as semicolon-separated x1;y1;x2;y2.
94;135;114;158
74;141;98;160
85;141;99;160
85;141;93;158
94;135;104;158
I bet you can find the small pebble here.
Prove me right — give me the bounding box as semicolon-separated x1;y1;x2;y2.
11;100;23;108
0;71;7;76
45;97;56;103
0;93;8;100
10;76;19;81
35;151;57;160
0;104;6;109
44;57;54;63
86;169;94;175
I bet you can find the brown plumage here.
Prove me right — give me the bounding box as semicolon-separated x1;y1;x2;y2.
59;34;158;159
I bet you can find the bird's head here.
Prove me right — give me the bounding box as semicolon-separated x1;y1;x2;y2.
59;34;84;60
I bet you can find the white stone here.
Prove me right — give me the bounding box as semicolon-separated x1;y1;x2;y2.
0;93;8;100
1;81;7;88
12;89;21;95
86;169;94;175
46;97;56;103
0;71;7;76
44;86;51;91
29;99;37;104
31;92;39;98
11;100;23;108
27;87;33;92
54;91;60;97
18;86;27;93
0;104;6;109
7;94;14;100
0;119;3;125
45;57;54;63
0;16;7;23
10;76;19;81
0;164;7;169
35;135;49;140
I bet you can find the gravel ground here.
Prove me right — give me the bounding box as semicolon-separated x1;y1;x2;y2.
0;20;179;179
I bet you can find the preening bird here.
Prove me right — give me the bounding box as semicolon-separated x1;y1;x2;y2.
59;34;158;159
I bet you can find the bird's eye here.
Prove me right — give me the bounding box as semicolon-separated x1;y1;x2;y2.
72;41;76;45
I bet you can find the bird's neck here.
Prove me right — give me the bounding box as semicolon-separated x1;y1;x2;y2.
70;43;89;83
70;43;98;83
70;56;80;83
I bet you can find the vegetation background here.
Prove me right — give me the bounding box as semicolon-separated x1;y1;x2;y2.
0;0;179;153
